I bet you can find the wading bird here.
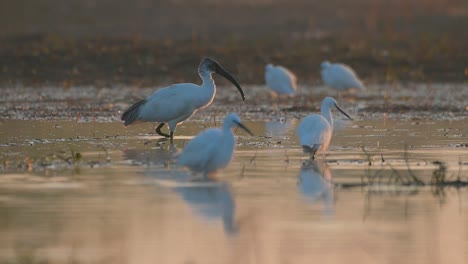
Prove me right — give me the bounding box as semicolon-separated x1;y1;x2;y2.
320;61;365;93
296;97;352;160
177;113;253;179
121;58;245;141
265;64;297;97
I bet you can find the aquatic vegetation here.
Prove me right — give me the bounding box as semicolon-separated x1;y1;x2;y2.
352;147;468;190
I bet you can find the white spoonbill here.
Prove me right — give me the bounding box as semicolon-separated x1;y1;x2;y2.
121;57;245;141
177;113;253;179
265;64;298;96
296;97;352;160
320;61;365;92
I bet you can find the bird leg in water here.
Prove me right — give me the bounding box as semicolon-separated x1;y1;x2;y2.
155;123;171;138
302;145;318;160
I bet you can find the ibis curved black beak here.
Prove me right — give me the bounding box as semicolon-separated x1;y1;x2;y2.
334;103;353;120
234;121;254;136
214;63;245;101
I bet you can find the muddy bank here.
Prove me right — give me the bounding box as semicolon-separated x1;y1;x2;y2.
0;84;466;121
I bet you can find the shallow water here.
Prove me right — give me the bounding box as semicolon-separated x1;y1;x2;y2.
1;118;468;264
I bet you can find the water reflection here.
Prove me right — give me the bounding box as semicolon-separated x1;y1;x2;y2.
265;117;297;137
122;144;176;166
145;168;238;235
174;181;237;234
298;160;334;214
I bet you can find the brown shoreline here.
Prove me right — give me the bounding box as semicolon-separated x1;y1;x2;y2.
0;33;466;88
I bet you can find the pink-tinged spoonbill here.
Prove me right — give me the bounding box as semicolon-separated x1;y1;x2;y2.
320;61;365;92
265;64;298;96
296;97;352;159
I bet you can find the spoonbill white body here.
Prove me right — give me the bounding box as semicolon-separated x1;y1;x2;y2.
121;58;245;141
177;113;253;179
265;64;298;96
320;61;365;92
296;97;352;159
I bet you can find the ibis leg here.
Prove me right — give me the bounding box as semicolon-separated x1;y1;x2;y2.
155;123;171;138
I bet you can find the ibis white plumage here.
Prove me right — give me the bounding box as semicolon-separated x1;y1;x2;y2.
177;113;253;179
121;58;245;141
320;61;365;92
265;64;298;96
296;97;352;159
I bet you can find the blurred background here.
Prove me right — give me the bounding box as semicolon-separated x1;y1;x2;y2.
0;0;467;86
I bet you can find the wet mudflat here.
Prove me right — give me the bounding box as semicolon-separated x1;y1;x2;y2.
0;85;467;263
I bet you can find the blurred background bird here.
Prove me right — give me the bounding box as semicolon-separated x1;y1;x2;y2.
320;61;365;94
265;64;298;100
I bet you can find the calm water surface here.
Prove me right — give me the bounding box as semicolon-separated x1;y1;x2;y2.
0;119;467;264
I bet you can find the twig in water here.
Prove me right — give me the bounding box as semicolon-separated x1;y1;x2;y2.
239;164;246;180
403;144;424;185
250;151;257;165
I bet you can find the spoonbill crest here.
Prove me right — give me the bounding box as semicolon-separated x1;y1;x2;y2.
320;61;365;92
121;57;245;141
177;113;253;179
265;64;298;96
296;97;352;160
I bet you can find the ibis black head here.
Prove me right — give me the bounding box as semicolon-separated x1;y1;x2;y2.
200;57;245;101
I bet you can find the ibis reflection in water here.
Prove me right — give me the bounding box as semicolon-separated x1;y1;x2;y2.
296;97;352;160
298;160;334;214
121;58;245;142
265;64;298;97
177;113;253;179
320;61;365;93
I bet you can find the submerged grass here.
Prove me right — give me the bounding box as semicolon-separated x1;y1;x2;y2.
341;146;468;190
0;147;109;175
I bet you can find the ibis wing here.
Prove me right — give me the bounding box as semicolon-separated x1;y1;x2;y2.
139;83;201;122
